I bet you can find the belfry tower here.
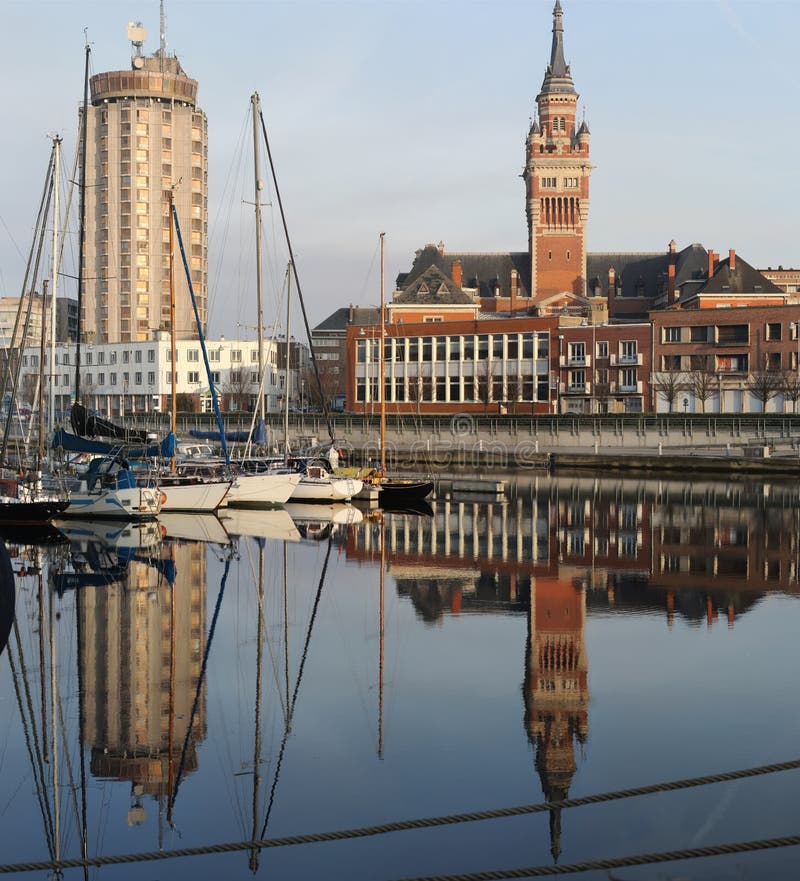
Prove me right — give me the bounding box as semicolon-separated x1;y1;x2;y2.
524;1;591;305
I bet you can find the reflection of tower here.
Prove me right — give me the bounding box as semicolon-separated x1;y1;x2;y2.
523;576;588;862
79;541;206;823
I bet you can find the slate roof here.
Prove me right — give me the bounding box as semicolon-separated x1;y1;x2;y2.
393;264;475;305
586;244;708;300
397;244;532;300
313;305;379;333
695;255;783;296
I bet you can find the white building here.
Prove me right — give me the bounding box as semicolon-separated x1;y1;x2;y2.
16;332;302;419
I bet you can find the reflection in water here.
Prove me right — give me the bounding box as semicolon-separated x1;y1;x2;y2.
80;539;207;826
0;473;798;878
344;474;800;864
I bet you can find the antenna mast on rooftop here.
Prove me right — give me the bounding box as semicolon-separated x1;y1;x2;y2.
160;0;167;70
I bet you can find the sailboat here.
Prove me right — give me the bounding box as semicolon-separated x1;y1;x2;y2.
0;140;69;524
52;44;161;521
369;233;434;509
168;182;301;509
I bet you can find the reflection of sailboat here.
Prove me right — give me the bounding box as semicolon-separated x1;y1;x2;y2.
218;507;300;542
0;541;15;658
158;512;230;545
286;502;363;541
53;518;162;552
51;518;165;593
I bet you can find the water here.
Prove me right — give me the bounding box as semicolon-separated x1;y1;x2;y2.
1;472;799;879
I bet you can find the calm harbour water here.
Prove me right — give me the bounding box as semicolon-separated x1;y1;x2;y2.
1;472;799;880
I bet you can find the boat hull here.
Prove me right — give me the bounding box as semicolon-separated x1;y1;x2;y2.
61;486;162;520
221;472;301;508
0;499;70;524
158;479;231;512
290;476;363;503
378;479;434;509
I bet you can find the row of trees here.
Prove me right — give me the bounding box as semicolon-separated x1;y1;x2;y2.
652;367;800;413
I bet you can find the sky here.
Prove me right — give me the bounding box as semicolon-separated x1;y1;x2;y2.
1;0;799;338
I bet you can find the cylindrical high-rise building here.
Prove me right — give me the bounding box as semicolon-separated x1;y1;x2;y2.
83;33;207;344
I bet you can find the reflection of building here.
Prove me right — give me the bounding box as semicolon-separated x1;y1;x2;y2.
345;476;800;627
80;541;206;823
524;575;587;862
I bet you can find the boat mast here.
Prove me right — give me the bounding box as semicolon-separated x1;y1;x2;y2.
251;93;266;425
169;188;177;471
75;42;90;403
380;232;386;473
49;135;61;431
36;280;48;471
284;264;291;463
379;515;385;758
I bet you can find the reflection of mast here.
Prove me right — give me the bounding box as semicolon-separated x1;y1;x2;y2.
523;576;588;863
249;541;265;873
379;516;385;759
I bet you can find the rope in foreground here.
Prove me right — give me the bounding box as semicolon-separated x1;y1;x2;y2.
0;758;797;875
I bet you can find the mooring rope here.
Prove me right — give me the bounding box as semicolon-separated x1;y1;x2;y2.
0;757;796;875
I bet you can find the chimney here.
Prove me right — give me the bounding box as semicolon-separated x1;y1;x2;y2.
707;250;715;279
437;240;445;256
451;260;463;289
729;248;736;271
668;239;677;255
667;262;676;302
510;268;519;313
713;251;720;273
607;266;615;288
348;302;354;323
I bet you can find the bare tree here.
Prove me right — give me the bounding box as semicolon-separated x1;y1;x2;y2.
505;374;522;415
651;371;686;414
223;370;254;412
746;368;783;413
685;366;717;414
475;362;492;415
781;370;800;414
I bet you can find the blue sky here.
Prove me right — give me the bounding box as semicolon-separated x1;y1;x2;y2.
2;0;799;337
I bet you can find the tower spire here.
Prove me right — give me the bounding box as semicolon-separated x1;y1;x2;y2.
549;1;568;78
539;0;576;97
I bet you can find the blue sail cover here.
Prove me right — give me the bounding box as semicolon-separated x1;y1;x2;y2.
52;429;176;460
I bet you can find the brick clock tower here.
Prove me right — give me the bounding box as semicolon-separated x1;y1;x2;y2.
525;1;591;304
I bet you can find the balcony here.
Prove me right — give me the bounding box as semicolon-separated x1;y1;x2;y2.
618;380;644;394
611;353;643;366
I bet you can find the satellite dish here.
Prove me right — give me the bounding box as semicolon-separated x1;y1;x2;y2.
133;56;144;69
127;22;147;44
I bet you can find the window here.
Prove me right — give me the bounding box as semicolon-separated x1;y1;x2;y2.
231;371;241;383
123;351;130;364
766;322;782;341
211;371;220;384
135;372;142;385
423;316;443;323
208;349;220;361
98;372;105;385
231;350;242;362
664;326;680;343
147;371;155;385
596;341;609;359
570;342;586;364
492;337;504;359
621;340;638;362
570;369;586;391
147;349;155;362
621;368;637;390
187;349;199;362
134;350;142;363
86;352;92;365
541;176;557;188
188;371;200;383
